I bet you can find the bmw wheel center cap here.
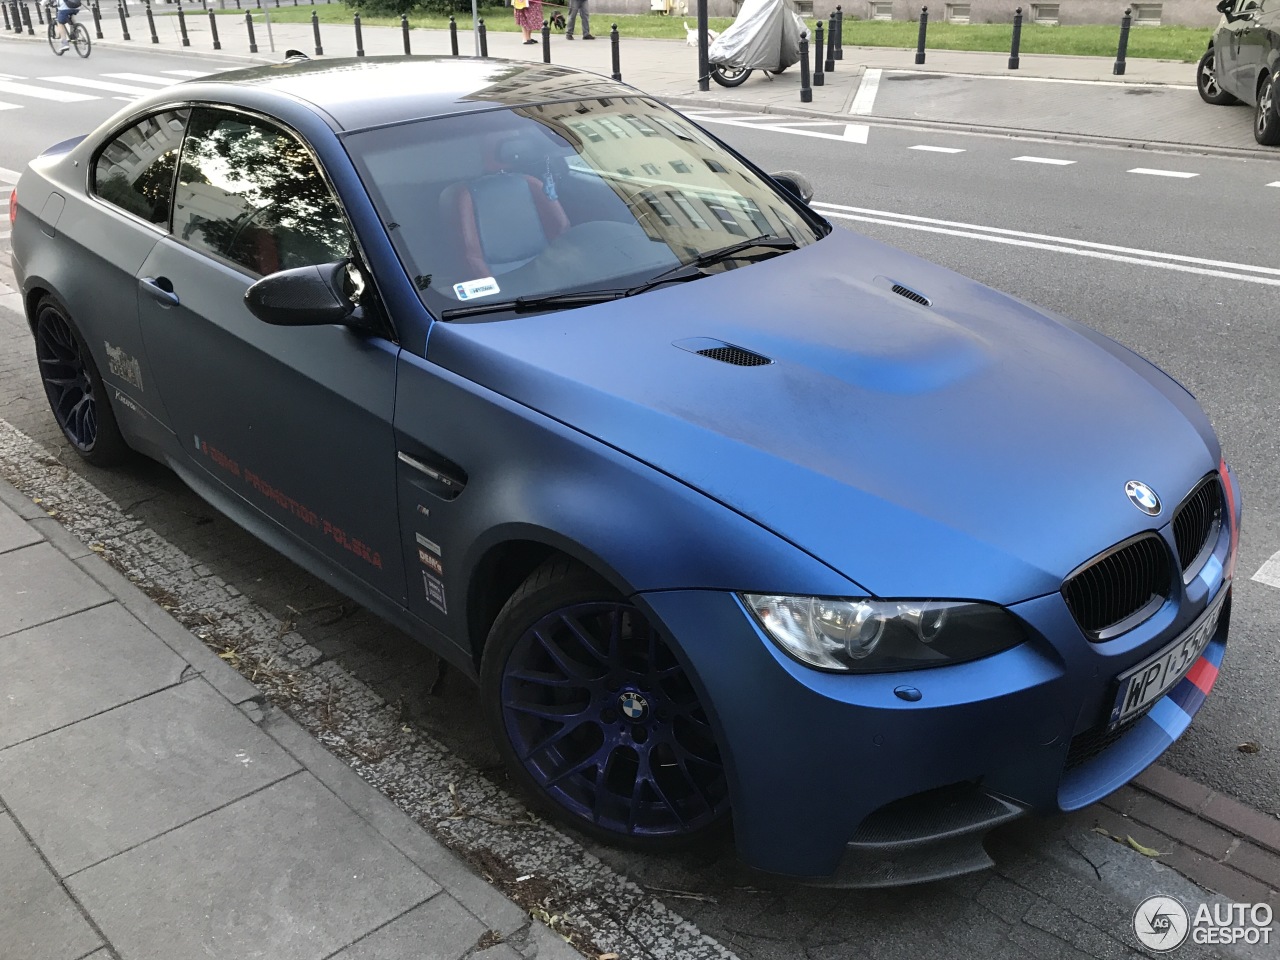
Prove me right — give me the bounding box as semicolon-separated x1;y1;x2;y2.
619;691;649;721
1125;480;1161;516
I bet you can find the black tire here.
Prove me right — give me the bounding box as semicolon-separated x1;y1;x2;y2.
1255;73;1280;145
480;558;730;850
47;18;65;55
1197;47;1238;105
710;63;752;87
33;296;129;467
72;21;91;57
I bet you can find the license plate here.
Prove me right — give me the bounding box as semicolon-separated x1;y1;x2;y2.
1108;589;1227;730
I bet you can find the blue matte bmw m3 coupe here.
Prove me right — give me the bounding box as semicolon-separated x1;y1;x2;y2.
8;55;1241;886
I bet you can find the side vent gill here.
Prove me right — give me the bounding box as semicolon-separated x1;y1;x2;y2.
673;337;773;367
891;283;931;306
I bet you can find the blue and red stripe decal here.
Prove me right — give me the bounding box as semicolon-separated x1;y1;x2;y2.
1148;639;1223;742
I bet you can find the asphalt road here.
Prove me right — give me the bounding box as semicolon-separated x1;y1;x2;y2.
1;38;1278;959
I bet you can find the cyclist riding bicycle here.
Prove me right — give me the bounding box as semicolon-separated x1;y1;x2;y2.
48;0;82;53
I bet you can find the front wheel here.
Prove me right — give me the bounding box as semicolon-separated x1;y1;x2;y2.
1196;47;1237;105
710;63;752;87
481;558;730;848
1255;74;1280;145
72;21;91;57
47;18;65;55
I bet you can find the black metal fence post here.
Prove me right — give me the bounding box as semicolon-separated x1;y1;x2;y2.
177;0;190;44
311;7;321;53
477;17;487;56
117;0;129;38
208;6;220;47
1113;7;1131;75
353;10;363;55
21;1;34;35
401;12;409;53
834;4;842;60
1;3;9;31
914;5;927;65
91;0;102;37
799;33;811;102
541;17;550;62
813;19;824;86
610;23;621;81
6;1;15;34
244;9;256;51
448;13;457;54
144;0;158;42
34;0;42;26
1008;6;1021;69
825;11;836;71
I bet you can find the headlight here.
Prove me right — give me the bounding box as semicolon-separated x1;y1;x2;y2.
740;594;1026;673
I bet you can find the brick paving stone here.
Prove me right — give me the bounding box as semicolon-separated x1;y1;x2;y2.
1105;789;1238;861
1201;794;1280;859
1159;844;1273;906
0;813;100;960
1222;842;1280;895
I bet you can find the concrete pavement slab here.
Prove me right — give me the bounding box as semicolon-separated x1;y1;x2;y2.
0;603;186;750
329;894;485;960
0;813;101;960
0;501;40;554
0;678;300;876
68;772;441;960
0;542;110;638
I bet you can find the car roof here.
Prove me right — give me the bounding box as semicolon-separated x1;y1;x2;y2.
182;56;641;132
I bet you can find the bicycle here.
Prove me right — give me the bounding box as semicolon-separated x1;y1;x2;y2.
46;2;92;58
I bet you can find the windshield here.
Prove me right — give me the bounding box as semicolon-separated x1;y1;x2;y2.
345;96;823;319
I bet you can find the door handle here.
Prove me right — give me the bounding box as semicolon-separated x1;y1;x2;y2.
140;276;180;307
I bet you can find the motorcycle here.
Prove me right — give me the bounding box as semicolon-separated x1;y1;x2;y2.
707;0;809;88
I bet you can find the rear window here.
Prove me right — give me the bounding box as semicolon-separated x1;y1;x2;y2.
92;109;189;226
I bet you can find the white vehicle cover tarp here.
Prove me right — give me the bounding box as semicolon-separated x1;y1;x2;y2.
708;0;810;72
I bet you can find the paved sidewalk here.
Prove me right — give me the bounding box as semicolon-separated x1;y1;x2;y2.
0;478;576;960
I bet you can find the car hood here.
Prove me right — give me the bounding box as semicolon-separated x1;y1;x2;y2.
427;228;1219;603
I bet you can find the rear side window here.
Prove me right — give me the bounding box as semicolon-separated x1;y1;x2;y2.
172;108;351;277
93;109;189;226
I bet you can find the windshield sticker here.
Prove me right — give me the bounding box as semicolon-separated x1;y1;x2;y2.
454;277;500;301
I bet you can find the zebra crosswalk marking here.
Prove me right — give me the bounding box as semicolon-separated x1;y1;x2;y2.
0;79;98;102
102;73;182;86
42;76;161;95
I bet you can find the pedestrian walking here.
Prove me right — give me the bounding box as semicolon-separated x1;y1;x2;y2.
565;0;593;39
512;0;543;44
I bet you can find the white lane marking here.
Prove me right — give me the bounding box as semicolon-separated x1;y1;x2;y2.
41;76;159;95
0;102;19;111
842;124;869;144
1129;167;1199;178
1268;181;1280;187
102;72;182;86
0;166;21;183
884;69;1195;90
1012;156;1076;165
688;113;870;144
910;145;965;153
113;97;137;103
0;79;97;102
813;202;1280;286
850;67;882;115
1253;551;1280;588
163;69;215;77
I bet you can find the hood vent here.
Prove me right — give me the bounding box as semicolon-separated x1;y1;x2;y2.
673;337;773;367
891;283;932;307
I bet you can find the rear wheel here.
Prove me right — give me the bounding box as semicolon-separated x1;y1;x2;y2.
1196;47;1237;105
1255;73;1280;145
34;297;128;466
710;63;752;87
72;21;91;57
481;559;730;848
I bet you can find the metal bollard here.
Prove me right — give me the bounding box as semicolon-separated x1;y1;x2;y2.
354;11;363;55
144;0;157;42
1;4;8;32
208;6;219;47
91;0;102;38
311;7;321;53
825;11;835;71
541;18;550;62
177;0;189;45
21;1;33;35
799;33;812;102
610;23;621;81
244;9;255;51
401;12;409;53
834;4;842;60
34;0;41;26
813;20;824;85
478;17;487;57
1114;7;1131;75
448;13;457;54
7;1;15;34
1008;6;1021;69
117;0;129;38
915;5;927;65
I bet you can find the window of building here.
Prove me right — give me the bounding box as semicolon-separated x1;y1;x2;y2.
1030;3;1059;24
92;110;189;226
669;160;693;174
1132;2;1162;24
870;1;893;19
945;3;970;22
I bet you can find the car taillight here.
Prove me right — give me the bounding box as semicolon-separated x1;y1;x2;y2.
1219;457;1239;582
7;188;15;226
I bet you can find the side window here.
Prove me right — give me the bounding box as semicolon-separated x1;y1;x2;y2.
93;109;189;226
173;108;352;277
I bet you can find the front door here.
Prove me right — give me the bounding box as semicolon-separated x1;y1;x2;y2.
136;106;404;600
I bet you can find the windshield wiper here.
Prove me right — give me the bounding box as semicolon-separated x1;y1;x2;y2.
440;289;627;321
625;234;800;295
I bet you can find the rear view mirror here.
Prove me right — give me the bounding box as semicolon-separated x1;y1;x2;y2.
771;170;815;204
244;260;358;326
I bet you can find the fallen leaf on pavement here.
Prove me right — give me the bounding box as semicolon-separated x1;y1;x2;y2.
1126;835;1163;857
1237;741;1261;753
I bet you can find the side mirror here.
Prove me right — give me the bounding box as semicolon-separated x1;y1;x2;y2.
771;170;815;204
244;260;359;327
1217;0;1233;12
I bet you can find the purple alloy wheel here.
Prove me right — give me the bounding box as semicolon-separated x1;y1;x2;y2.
500;601;729;838
36;310;98;452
